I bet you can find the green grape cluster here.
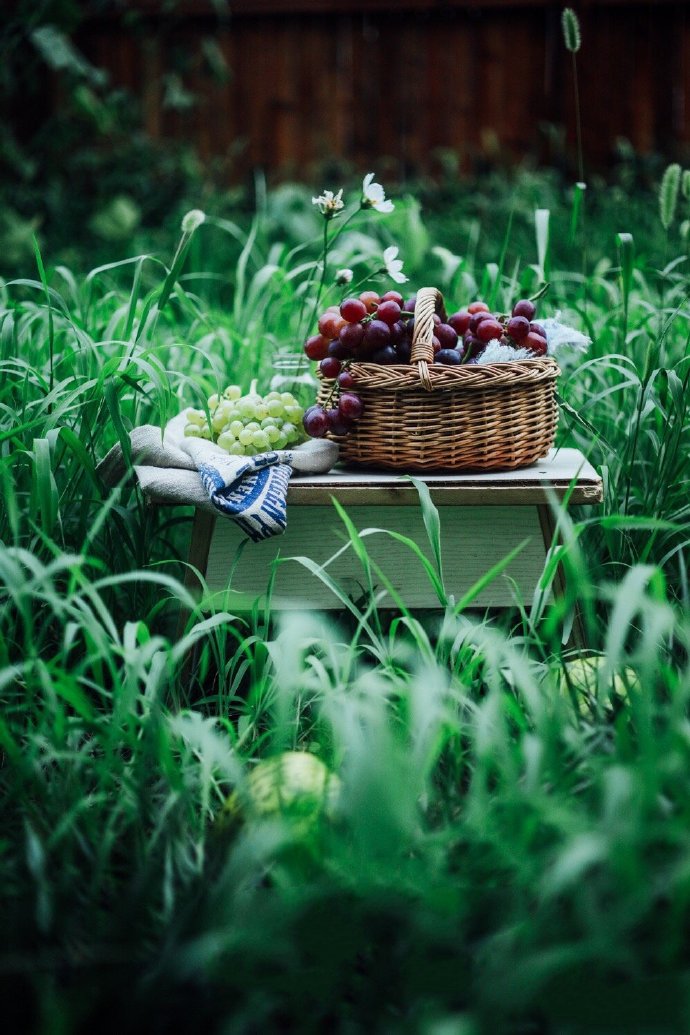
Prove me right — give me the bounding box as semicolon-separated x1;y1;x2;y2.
184;383;306;456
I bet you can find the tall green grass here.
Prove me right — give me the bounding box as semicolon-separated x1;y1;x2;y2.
2;527;690;1031
2;180;690;1032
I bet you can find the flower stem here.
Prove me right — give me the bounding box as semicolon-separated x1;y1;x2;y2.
298;205;364;345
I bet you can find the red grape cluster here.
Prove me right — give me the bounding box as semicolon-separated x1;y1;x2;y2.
447;298;548;364
304;289;416;367
301;291;548;438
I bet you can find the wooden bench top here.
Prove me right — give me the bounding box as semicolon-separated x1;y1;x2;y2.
286;449;602;506
138;447;602;511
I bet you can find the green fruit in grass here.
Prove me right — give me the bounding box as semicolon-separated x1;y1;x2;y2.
221;751;340;831
560;655;640;714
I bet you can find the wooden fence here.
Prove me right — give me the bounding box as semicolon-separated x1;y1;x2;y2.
75;1;690;179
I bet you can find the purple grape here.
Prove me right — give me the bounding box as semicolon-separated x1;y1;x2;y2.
529;321;547;339
340;297;367;322
326;407;352;436
512;299;536;320
363;319;391;349
389;320;406;346
435;348;462;365
304;333;330;361
338;392;364;421
319;356;342;379
476;319;503;344
380;290;404;306
372;345;398;364
469;311;492;334
396;341;412;363
376;299;402;326
339;321;365;352
448;311;471;335
337;368;355;390
303;405;330;438
328;339;352;360
435;322;459;350
506;315;530;341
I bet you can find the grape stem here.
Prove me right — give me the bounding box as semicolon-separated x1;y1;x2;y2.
320;377;340;410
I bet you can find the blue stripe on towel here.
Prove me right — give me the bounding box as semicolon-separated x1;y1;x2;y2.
198;455;293;541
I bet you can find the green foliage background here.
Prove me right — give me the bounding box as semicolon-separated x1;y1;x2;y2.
2;7;690;1035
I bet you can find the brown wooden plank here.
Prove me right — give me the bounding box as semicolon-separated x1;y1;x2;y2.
72;2;690;177
113;0;686;15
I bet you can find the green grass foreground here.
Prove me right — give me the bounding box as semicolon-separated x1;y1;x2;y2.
2;179;690;1034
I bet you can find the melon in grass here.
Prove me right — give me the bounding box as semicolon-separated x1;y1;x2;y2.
221;751;341;832
560;654;641;714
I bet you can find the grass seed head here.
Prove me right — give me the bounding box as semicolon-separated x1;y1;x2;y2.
561;8;581;53
659;163;681;230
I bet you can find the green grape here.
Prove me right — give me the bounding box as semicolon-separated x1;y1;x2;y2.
238;397;260;418
284;404;304;423
185;408;207;427
251;430;270;451
186;381;307;452
217;431;236;451
212;408;231;433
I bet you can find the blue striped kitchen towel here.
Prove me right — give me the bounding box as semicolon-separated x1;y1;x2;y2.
183;438;293;541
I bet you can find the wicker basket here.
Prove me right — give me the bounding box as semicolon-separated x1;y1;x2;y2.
317;286;560;471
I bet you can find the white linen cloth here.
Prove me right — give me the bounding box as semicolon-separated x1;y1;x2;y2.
97;413;339;540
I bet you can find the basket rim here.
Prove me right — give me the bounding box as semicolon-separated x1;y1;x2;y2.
322;356;560;393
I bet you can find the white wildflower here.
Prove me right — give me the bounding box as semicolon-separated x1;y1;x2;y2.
181;209;205;234
362;173;394;213
477;340;533;364
382;246;408;284
311;188;344;218
541;318;591;356
335;267;353;285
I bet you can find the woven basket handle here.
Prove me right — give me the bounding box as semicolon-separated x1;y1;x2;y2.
410;286;444;391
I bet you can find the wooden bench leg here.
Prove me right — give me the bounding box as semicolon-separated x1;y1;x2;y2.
176;508;216;641
536;504;587;650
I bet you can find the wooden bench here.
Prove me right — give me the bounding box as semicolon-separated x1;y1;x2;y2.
172;448;602;634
